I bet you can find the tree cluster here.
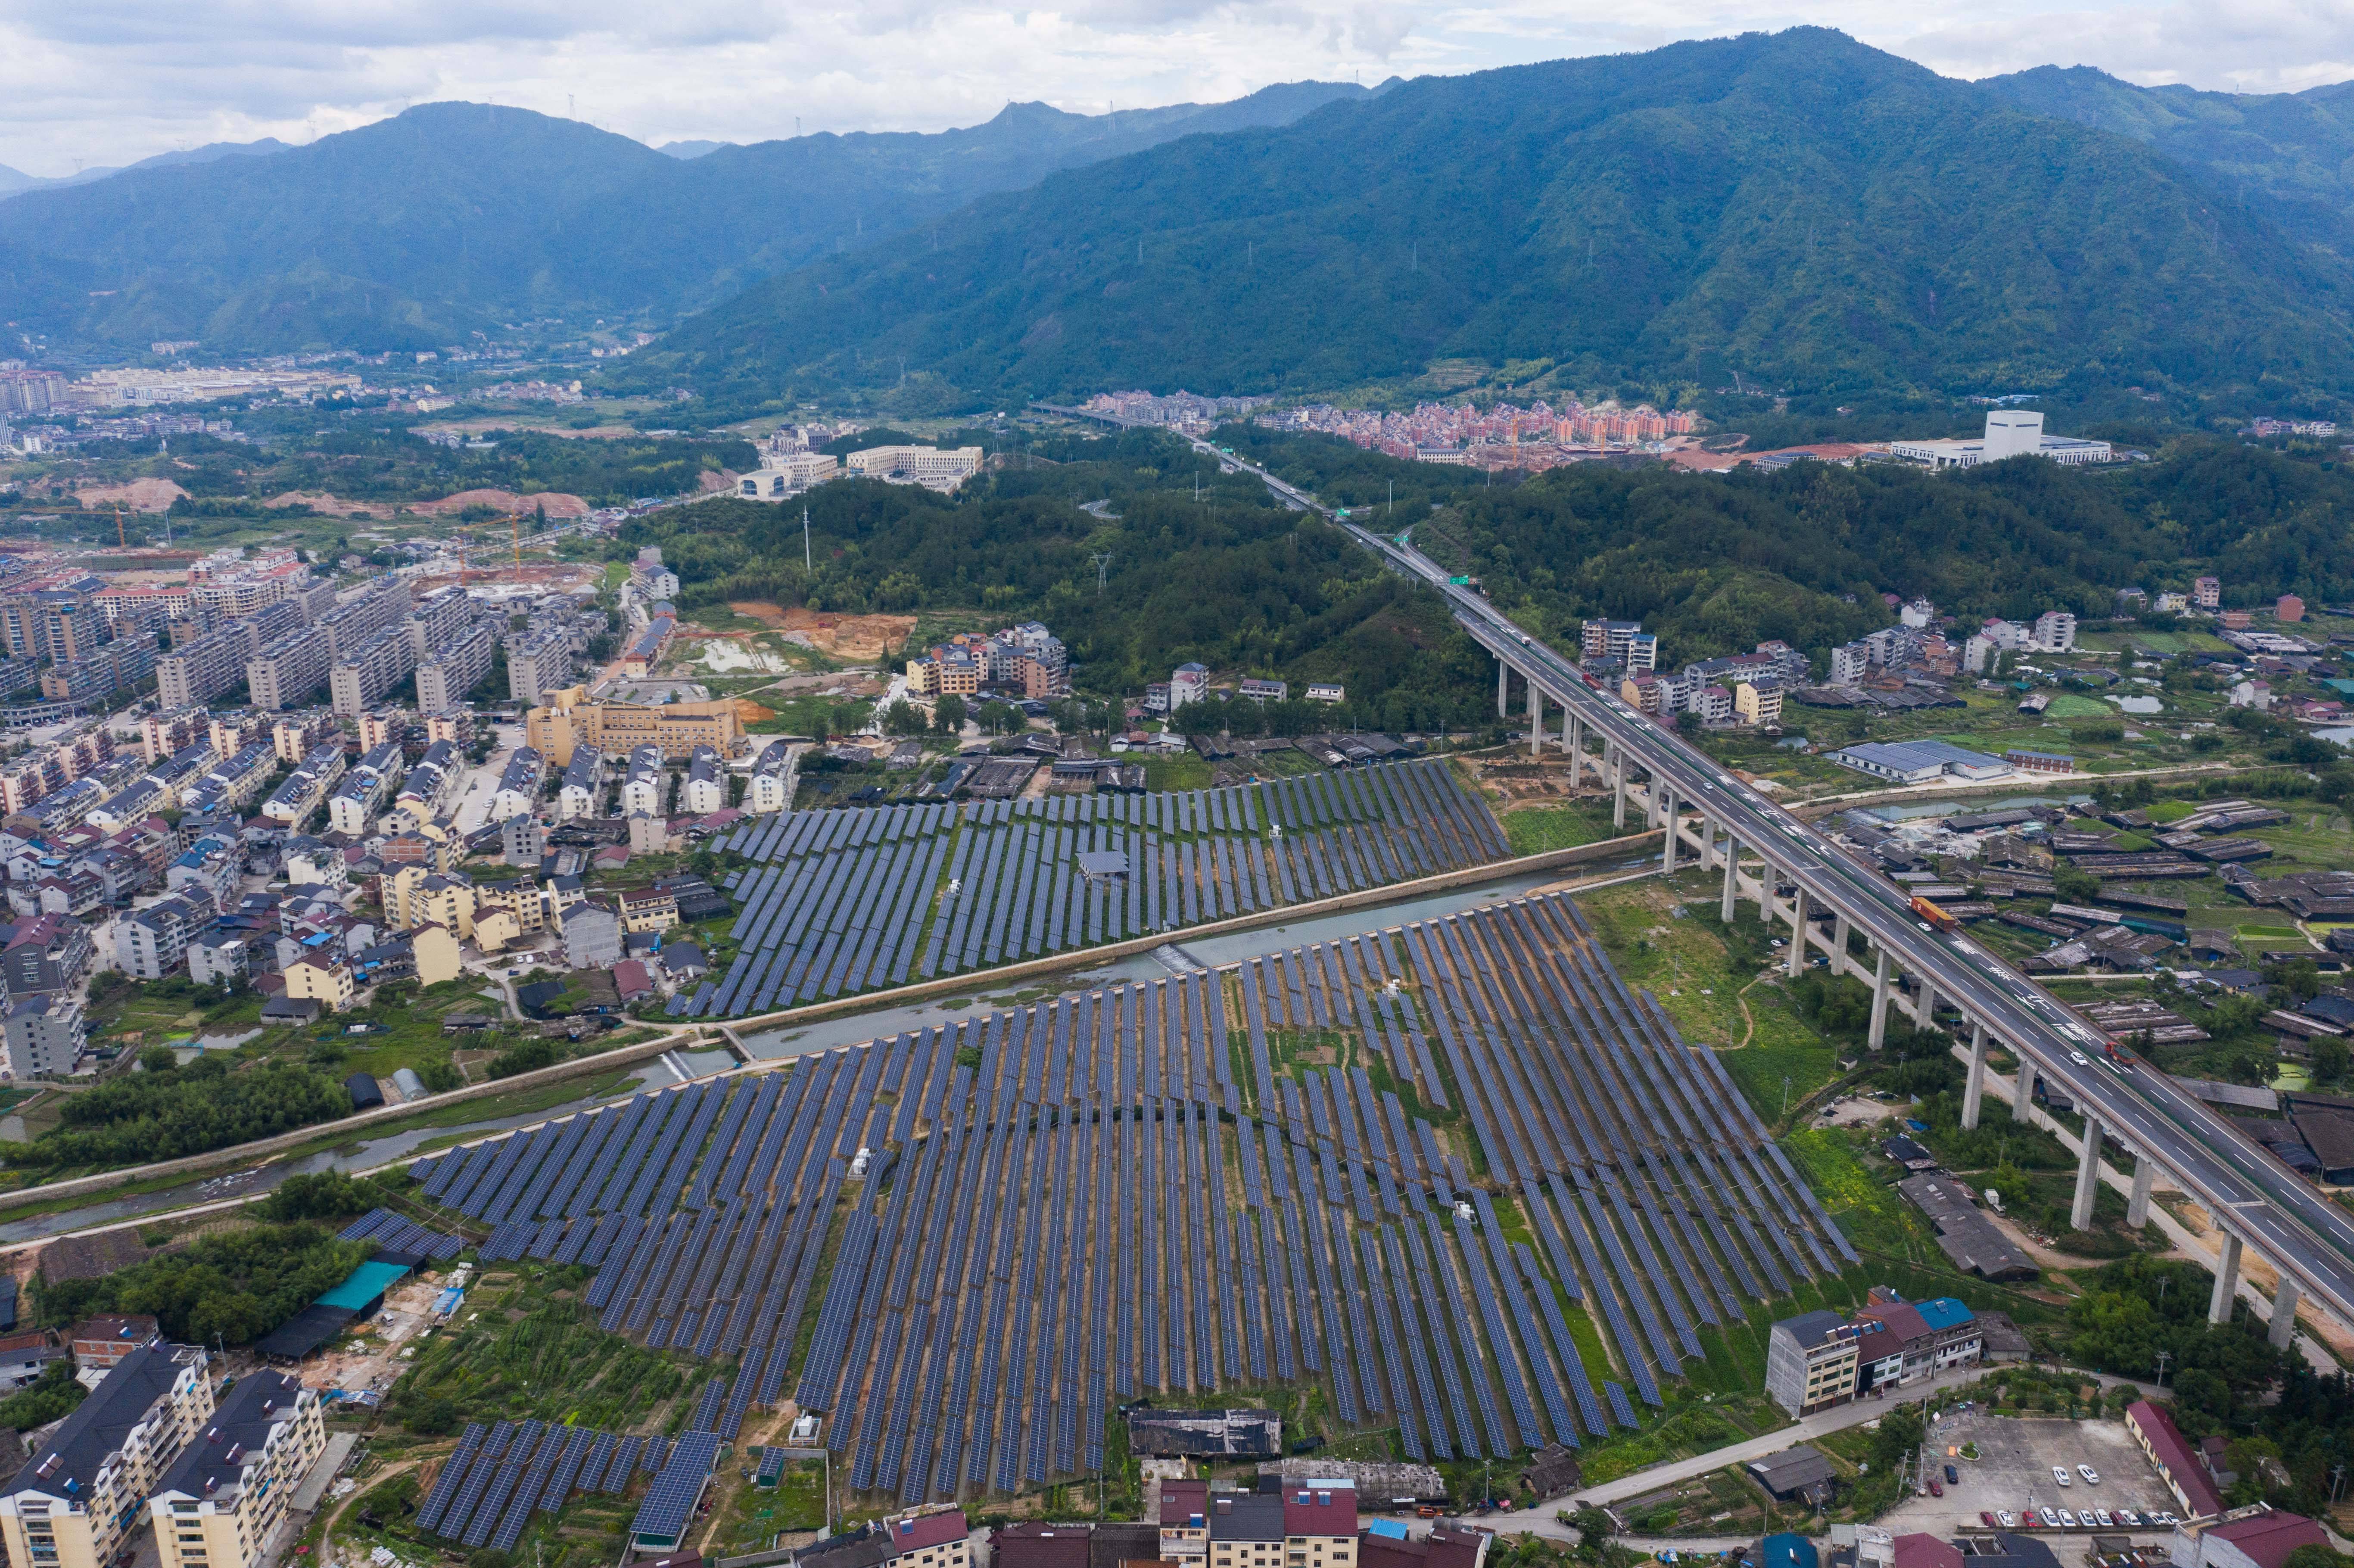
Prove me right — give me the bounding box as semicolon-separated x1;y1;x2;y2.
34;1223;367;1347
3;1057;352;1170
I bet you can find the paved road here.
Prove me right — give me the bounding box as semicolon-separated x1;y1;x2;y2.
1192;434;2354;1333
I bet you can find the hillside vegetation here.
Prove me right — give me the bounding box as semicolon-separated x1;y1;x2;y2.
624;429;1493;729
1230;428;2354;671
633;29;2354;415
0;86;1377;354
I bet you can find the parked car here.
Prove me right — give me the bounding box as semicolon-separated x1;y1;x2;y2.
2080;1465;2101;1485
2059;1510;2080;1528
2053;1467;2073;1487
1981;1514;1999;1529
1997;1513;2018;1529
1930;1480;1944;1497
1946;1465;1960;1485
2095;1510;2116;1528
2114;1510;2141;1528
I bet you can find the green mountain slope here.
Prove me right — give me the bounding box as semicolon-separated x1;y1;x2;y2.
1980;66;2354;260
635;29;2354;409
0;85;1377;354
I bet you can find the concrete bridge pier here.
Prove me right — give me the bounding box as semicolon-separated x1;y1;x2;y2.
2071;1115;2105;1229
2210;1231;2243;1324
1961;1024;1988;1130
1867;948;1894;1048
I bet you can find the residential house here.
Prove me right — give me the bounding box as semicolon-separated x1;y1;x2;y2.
3;996;86;1077
283;958;354;1013
116;896;211;980
1766;1310;1862;1416
563;902;624;969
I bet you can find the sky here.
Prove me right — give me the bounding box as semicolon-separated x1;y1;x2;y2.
2;0;2350;177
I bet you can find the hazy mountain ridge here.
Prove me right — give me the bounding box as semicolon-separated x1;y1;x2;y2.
0;83;1381;354
1980;65;2354;258
627;30;2354;411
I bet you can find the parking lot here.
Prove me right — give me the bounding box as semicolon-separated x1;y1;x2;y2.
1877;1409;2183;1541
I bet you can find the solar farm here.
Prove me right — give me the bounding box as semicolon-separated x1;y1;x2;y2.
411;888;1853;1509
668;759;1510;1017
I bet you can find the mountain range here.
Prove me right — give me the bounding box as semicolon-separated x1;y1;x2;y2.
0;83;1383;355
0;137;296;199
629;29;2354;411
8;33;2354;410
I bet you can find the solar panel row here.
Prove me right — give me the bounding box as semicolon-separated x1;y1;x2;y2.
422;890;1853;1496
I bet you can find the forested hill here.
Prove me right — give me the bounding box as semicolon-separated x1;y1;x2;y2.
0;84;1378;355
1981;66;2354;262
633;28;2354;413
1223;427;2354;672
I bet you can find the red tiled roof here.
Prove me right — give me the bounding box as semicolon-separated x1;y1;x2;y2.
1856;1301;1934;1346
1159;1481;1209;1526
1282;1487;1357;1540
2127;1402;2226;1516
1891;1535;1963;1568
891;1511;968;1556
2204;1511;2329;1568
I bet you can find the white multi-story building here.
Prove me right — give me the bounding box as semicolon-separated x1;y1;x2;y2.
620;744;666;815
2033;610;2077;652
1169;663;1211;709
683;745;725;814
747;739;794;813
115;896;210;980
557;746;604;820
1889;410;2113;469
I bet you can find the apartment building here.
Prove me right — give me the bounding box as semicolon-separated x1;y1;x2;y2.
747;739;793;813
3;996;87;1076
415;622;495;712
629;547;680;601
40;634;158;703
617;885;679;934
149;1371;324;1568
2033;610;2077;652
403;586;473;656
117;896;211;980
386;741;461;831
525;687;743;766
504;625;575;706
0;1337;216;1568
621;745;667;816
0;1343;214;1568
557;747;604;819
178;743;277;815
329;626;418;718
259;742;349;832
156;627;250;709
2194;576;2222;611
1766;1310;1864;1416
140;708;208;765
209;710;270;758
1853;1293;1982;1390
683;745;724;813
318;577;411;657
244;625;332;711
491;747;545;821
1169;662;1210;709
327;743;405;837
95;584;193;633
269;709;342;765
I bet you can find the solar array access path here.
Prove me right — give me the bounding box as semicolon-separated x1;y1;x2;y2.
412;892;1849;1505
673;758;1508;1018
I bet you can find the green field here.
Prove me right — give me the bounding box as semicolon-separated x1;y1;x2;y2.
1501;800;1622;855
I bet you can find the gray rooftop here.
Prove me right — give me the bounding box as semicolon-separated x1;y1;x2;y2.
153;1370;302;1500
6;1340;189;1500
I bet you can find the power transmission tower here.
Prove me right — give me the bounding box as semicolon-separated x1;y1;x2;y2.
803;507;813;572
1088;552;1114;592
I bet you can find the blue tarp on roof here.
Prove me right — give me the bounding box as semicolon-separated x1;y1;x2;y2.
1916;1297;1975;1331
1762;1536;1819;1568
317;1259;410;1312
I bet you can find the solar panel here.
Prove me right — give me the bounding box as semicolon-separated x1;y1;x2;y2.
628;1429;722;1546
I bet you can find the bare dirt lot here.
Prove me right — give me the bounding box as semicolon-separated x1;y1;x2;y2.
1876;1409;2180;1539
729;603;913;662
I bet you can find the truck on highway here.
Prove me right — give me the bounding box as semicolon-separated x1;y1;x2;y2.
1910;896;1961;933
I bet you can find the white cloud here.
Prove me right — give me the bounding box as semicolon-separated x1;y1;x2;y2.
0;0;2346;176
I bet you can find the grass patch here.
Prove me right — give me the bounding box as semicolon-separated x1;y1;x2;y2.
1502;800;1623;855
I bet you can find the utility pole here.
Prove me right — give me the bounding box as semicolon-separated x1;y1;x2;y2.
803;507;813;572
2153;1349;2172;1387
